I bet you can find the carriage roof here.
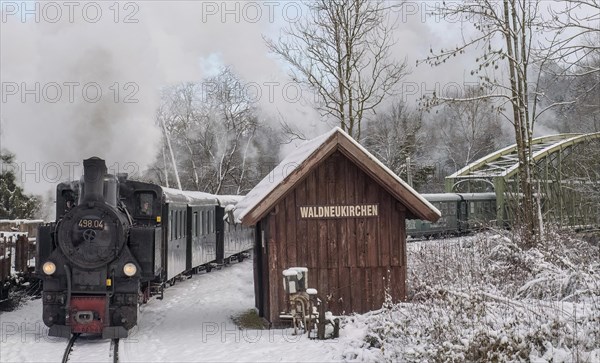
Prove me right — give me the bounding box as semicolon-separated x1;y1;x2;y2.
419;192;497;202
160;188;245;207
161;187;219;206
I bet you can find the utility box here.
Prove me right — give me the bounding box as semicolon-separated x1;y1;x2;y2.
282;267;308;294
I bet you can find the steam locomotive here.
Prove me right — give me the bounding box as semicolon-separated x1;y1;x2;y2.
37;157;254;339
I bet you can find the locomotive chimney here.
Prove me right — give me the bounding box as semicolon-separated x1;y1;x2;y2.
82;157;107;203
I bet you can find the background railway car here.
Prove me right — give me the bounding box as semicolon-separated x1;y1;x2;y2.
216;196;254;263
159;189;220;283
407;192;497;238
407;194;464;238
186;194;219;273
163;192;188;283
462;193;497;229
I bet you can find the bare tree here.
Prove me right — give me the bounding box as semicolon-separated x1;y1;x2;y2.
546;0;600;79
538;1;600;133
419;1;551;246
435;87;506;171
264;0;408;139
148;68;266;195
539;57;600;133
199;68;259;194
362;102;437;190
156;83;201;190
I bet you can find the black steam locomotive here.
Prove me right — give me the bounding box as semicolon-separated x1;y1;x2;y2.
37;157;254;339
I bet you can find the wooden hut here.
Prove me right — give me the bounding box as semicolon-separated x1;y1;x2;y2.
234;127;440;325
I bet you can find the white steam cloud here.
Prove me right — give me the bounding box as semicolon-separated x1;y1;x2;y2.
0;1;296;194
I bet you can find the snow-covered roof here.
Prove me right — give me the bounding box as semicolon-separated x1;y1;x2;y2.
160;188;245;208
234;127;441;224
419;193;463;202
161;187;219;206
419;192;497;203
215;194;244;206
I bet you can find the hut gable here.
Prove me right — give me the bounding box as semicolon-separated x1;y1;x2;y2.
234;127;440;225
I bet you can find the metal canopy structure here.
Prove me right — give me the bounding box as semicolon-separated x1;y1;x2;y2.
446;132;600;227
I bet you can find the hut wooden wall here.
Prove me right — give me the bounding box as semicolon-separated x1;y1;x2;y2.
260;150;407;324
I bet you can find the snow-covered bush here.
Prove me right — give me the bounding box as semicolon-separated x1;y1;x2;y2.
408;230;600;302
335;229;600;362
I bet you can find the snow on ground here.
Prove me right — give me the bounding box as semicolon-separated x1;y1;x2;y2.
0;260;343;363
1;231;598;362
118;261;341;362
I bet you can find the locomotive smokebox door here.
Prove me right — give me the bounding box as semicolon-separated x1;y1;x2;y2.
282;267;308;294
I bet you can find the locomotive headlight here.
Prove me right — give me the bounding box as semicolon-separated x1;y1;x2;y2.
123;263;137;277
42;262;56;275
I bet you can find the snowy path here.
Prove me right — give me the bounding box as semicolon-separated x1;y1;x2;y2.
0;260;343;362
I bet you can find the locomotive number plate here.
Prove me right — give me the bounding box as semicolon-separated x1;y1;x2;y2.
78;219;105;230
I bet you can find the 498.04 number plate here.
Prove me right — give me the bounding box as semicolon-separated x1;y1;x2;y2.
78;219;105;230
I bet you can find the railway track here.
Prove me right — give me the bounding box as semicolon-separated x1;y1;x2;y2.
62;334;119;363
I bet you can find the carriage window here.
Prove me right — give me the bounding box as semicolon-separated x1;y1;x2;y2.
207;211;211;235
209;210;214;233
172;210;176;240
205;210;209;235
183;210;187;237
175;211;178;238
175;211;178;239
207;210;211;234
193;212;197;237
199;211;204;235
196;212;202;236
470;202;475;214
197;212;201;236
178;210;183;238
137;193;155;216
169;211;173;240
176;211;179;238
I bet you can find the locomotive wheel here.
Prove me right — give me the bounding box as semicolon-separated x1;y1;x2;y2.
168;278;175;286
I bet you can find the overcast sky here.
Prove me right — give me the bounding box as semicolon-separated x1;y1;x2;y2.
0;1;523;196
